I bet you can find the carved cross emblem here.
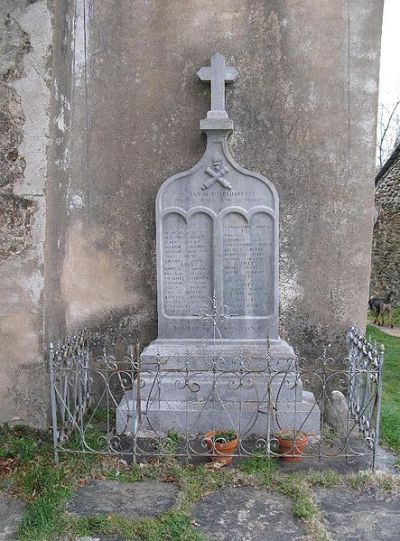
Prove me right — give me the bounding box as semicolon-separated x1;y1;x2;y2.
202;155;232;190
193;290;237;332
197;53;239;113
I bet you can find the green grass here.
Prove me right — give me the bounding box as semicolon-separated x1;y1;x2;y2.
304;470;340;488
392;307;400;326
239;454;278;484
292;494;317;519
0;425;51;464
0;425;230;540
52;511;207;541
367;325;400;454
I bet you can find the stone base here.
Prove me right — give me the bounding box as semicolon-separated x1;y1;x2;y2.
116;338;320;437
140;338;296;370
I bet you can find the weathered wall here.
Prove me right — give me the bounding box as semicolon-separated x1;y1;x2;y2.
1;0;383;425
48;0;382;359
370;153;400;304
0;0;53;425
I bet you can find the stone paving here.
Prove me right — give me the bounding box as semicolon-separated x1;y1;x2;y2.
63;538;122;541
193;486;400;541
3;477;400;540
192;487;308;541
315;488;400;541
67;480;177;519
0;494;24;541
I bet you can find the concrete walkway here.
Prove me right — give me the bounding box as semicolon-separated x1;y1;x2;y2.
370;323;400;338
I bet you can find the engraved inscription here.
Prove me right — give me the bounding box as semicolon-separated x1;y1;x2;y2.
223;212;274;316
172;189;262;209
162;212;213;316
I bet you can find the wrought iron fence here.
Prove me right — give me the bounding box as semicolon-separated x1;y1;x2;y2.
49;326;384;470
49;328;91;455
348;325;384;470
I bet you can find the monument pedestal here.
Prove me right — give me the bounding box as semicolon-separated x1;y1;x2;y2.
116;339;320;437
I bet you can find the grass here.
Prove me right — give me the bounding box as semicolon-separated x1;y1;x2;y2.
292;494;317;519
366;324;400;454
55;511;207;541
0;426;49;464
238;453;278;483
0;425;230;540
158;430;182;456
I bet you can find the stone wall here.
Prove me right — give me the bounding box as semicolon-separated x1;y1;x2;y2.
370;152;400;304
0;0;53;425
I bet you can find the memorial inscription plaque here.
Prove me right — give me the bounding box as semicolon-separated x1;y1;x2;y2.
156;54;278;343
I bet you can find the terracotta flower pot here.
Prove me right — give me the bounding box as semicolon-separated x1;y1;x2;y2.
276;431;308;463
205;430;239;465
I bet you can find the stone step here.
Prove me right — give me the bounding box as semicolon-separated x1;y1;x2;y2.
140;339;297;371
140;357;299;371
133;372;305;403
116;395;320;436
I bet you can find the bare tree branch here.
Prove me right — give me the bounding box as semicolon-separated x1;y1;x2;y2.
378;99;400;167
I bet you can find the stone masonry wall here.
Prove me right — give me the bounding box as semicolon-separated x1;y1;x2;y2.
0;0;52;426
370;154;400;304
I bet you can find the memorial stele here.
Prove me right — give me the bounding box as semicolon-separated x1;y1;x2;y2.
117;53;320;435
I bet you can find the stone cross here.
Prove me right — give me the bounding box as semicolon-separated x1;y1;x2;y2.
197;53;238;113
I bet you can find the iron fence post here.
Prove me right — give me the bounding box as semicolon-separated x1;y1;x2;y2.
265;337;272;456
48;341;59;465
372;343;384;472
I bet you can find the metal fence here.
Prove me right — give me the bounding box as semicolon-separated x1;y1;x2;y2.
49;326;384;470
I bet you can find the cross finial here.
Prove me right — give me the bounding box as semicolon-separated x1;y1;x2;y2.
197;53;238;115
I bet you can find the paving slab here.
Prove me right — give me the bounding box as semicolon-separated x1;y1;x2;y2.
0;494;25;541
192;487;308;541
58;538;124;541
73;538;123;541
315;488;400;540
56;537;123;541
66;480;177;519
58;538;122;541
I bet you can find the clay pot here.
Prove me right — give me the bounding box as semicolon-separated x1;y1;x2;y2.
276;431;308;463
205;430;239;465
